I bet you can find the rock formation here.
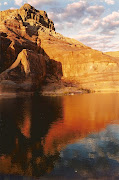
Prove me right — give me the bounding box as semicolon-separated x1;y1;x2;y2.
0;4;119;93
105;51;119;58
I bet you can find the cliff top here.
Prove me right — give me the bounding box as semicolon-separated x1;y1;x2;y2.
0;3;55;30
0;4;88;48
20;3;35;10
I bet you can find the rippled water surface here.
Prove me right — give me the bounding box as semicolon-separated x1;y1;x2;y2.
0;93;119;179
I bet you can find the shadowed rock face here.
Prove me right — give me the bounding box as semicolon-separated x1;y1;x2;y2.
0;4;119;93
0;48;62;92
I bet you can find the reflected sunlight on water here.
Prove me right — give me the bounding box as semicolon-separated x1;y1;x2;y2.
0;93;119;179
44;94;119;156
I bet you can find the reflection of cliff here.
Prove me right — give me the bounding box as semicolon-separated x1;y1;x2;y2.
0;96;62;178
44;94;119;155
1;94;119;178
0;141;59;178
19;100;31;138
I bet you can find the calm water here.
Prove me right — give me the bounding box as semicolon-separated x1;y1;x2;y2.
0;93;119;179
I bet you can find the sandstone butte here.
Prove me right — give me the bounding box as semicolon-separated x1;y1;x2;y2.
0;3;119;94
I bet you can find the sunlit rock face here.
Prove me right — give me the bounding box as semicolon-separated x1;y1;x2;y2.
0;4;119;92
0;3;55;31
0;3;55;72
39;35;119;91
105;51;119;58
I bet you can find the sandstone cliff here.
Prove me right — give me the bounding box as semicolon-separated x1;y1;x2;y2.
105;51;119;58
0;4;119;93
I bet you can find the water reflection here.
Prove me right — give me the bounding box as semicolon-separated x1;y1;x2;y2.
0;93;119;179
20;101;31;138
0;96;62;178
52;125;119;179
44;94;119;155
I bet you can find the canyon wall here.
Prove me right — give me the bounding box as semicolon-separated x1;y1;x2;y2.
105;51;119;58
0;4;119;93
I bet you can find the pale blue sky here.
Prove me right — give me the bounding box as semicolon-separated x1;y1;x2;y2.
0;0;119;52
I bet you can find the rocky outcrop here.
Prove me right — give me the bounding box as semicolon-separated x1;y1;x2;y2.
0;4;55;30
0;49;44;92
0;4;119;93
0;49;62;92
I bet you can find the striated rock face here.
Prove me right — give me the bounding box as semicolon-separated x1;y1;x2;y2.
39;30;119;91
105;51;119;58
0;4;119;93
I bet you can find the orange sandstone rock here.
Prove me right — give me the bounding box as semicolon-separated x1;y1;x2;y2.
0;4;119;93
105;51;119;58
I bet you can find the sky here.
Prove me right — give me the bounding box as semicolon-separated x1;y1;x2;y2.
0;0;119;52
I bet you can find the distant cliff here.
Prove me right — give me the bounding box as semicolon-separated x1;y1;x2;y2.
0;4;119;94
105;51;119;58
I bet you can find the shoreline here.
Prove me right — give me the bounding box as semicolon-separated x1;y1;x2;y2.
1;89;119;98
1;81;119;97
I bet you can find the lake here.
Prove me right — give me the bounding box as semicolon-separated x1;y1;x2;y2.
0;93;119;179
